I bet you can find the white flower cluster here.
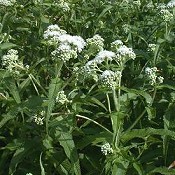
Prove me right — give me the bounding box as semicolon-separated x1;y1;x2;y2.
56;91;69;104
2;49;29;75
101;143;113;155
93;50;116;63
148;44;156;52
111;40;123;51
100;70;122;88
167;0;175;8
156;3;166;10
55;0;70;12
159;9;173;22
57;34;86;53
43;24;67;45
145;67;164;85
81;39;135;84
51;43;77;62
0;33;11;44
133;0;141;7
26;173;33;175
86;34;104;53
82;50;116;79
146;2;155;10
122;24;131;34
0;0;16;6
32;111;45;125
44;24;86;62
116;45;136;64
33;0;42;5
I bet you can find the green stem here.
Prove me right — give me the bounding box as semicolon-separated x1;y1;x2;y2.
76;114;113;135
112;87;118;112
127;109;146;132
153;44;160;66
106;93;111;113
127;87;157;131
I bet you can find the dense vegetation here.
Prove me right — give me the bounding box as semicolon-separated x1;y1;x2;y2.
1;0;175;174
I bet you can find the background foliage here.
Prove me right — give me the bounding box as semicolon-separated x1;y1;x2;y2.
1;0;175;175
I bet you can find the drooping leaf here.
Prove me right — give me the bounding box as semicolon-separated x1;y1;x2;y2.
122;128;175;143
0;42;17;50
56;131;81;175
46;76;62;133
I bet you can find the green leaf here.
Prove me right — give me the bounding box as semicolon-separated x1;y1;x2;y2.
8;139;40;175
122;87;152;104
88;97;108;111
112;158;129;175
46;76;62;133
5;78;21;104
0;42;17;50
56;131;81;175
133;162;143;175
76;132;112;150
145;107;156;120
149;167;175;174
41;15;49;24
122;128;175;143
97;5;113;20
0;114;16;129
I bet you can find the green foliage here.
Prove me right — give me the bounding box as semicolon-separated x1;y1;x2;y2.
1;0;175;174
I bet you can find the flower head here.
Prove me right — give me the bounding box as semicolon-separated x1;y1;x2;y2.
0;0;16;6
159;9;173;22
116;45;136;64
58;34;86;52
101;143;113;155
100;70;121;88
145;67;164;85
56;91;69;104
94;50;116;64
43;24;67;44
2;49;27;76
111;40;123;51
86;34;104;53
51;43;77;62
167;0;175;8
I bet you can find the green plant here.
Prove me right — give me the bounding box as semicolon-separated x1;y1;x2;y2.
1;0;175;175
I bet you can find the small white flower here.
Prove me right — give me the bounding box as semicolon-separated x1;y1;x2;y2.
32;111;45;125
116;45;136;63
167;0;175;8
55;0;70;12
145;67;163;85
71;36;86;53
58;34;86;52
133;0;141;7
156;3;166;10
159;9;173;22
111;40;123;51
0;0;16;6
100;70;121;88
157;76;164;84
94;50;116;63
2;49;27;75
101;143;113;155
148;44;156;52
56;91;69;104
86;34;104;52
51;43;77;62
33;116;44;125
26;173;33;175
43;24;67;43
